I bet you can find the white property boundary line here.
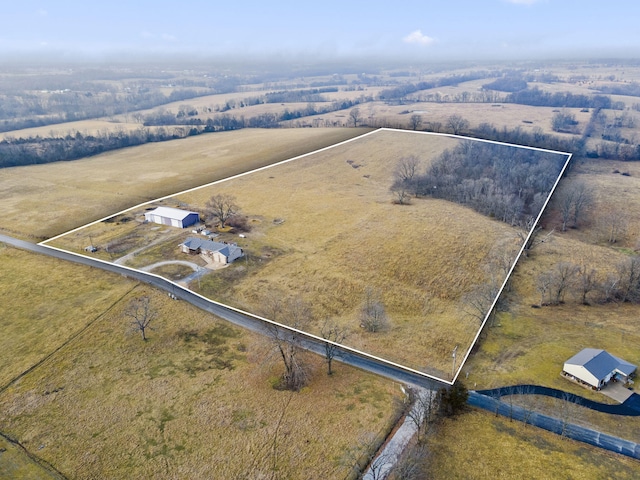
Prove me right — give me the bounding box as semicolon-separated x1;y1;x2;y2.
39;128;573;386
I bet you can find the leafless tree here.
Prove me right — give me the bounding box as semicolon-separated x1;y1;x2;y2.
206;193;238;228
409;114;422;130
446;114;470;135
320;319;349;375
549;262;579;305
600;209;628;243
389;443;428;480
359;287;389;332
124;295;156;341
615;256;640;303
405;388;438;443
536;271;554;306
394;155;421;186
262;296;312;391
391;184;412;205
575;263;599;305
349;107;361;127
461;280;500;324
557;182;593;231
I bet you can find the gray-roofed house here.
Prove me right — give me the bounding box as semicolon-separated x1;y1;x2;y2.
180;237;244;265
562;348;637;390
144;206;200;228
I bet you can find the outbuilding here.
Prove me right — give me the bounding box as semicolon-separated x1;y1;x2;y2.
180;237;244;265
144;207;200;229
562;348;637;390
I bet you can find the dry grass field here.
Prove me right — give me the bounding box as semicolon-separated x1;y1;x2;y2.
0;245;137;388
0;434;65;480
426;409;640;480
117;129;525;377
0;127;367;240
0;254;401;479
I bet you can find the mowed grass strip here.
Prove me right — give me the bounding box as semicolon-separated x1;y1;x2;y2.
425;409;640;480
176;130;521;374
0;285;400;479
0;246;137;388
0;127;368;239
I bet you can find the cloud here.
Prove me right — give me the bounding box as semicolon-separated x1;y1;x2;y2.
36;9;48;16
403;30;435;46
161;34;177;42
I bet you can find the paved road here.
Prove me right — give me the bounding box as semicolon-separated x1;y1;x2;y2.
469;391;640;460
0;233;447;391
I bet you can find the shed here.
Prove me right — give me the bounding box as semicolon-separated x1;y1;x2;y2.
562;348;637;389
180;237;244;265
144;207;199;228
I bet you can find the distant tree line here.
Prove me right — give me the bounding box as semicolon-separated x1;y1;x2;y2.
378;71;495;102
503;87;622;110
0;86;228;134
482;76;528;93
0;127;205;168
595;82;640;97
394;141;566;226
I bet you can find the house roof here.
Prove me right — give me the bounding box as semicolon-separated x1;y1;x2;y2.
147;206;198;221
181;237;241;258
564;348;637;381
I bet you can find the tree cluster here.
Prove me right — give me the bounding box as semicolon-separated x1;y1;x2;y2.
482;76;528;93
402;141;565;226
536;256;640;306
504;87;621;110
0;127;202;168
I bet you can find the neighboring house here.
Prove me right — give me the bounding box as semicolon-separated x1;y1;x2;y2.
180;237;244;265
144;207;200;228
562;348;637;390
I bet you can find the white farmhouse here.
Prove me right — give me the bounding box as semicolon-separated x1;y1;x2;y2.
562;348;637;390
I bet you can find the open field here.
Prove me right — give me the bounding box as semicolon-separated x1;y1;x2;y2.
0;433;64;480
426;409;640;479
0;127;368;240
0;252;401;479
0;245;137;388
54;129;536;378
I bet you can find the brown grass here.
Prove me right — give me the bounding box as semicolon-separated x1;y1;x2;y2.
426;409;640;479
0;127;368;239
0;433;64;479
0;280;400;479
160;129;522;376
0;245;137;388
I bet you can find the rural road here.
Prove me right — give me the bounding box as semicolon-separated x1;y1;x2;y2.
0;233;446;391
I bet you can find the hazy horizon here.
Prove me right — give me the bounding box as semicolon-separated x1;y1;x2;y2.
2;0;639;64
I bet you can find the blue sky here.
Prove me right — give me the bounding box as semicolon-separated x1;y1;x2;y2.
2;0;640;61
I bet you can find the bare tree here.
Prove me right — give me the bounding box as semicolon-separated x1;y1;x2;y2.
349;107;361;127
575;263;599;305
536;271;554;306
446;114;469;135
359;287;389;332
600;209;628;243
124;295;156;341
557;182;593;231
394;156;420;185
549;262;579;305
461;280;500;324
262;296;312;391
320;319;349;375
405;388;437;444
389;443;428;480
206;193;238;228
615;256;640;303
391;184;412;205
409;114;422;130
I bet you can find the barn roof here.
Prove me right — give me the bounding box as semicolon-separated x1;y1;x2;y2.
147;206;198;221
564;348;637;381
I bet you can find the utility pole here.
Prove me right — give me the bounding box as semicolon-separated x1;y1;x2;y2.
452;345;458;380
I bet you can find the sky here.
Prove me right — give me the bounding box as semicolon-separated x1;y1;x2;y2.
2;0;640;62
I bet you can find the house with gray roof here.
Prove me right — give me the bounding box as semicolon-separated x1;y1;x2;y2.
562;348;636;390
180;237;243;265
